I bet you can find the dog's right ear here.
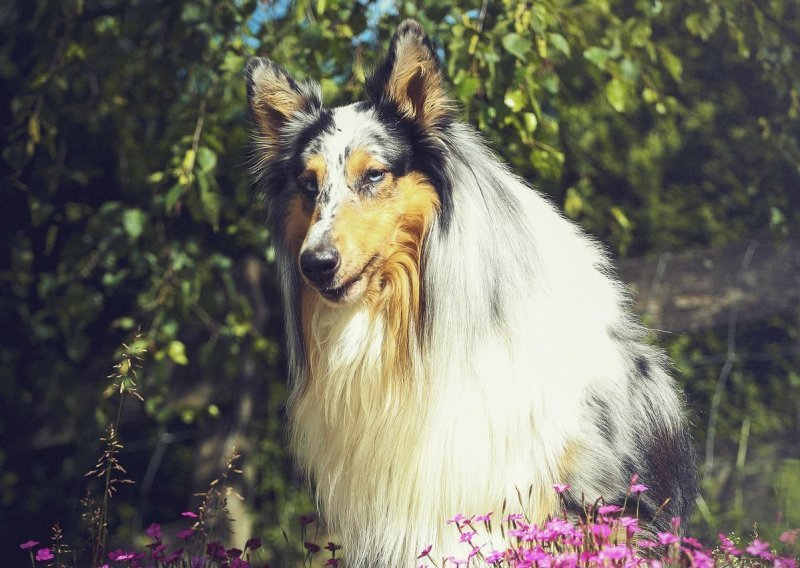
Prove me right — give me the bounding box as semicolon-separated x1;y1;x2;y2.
246;58;322;160
365;20;454;131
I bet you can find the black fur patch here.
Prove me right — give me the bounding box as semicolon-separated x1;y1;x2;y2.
587;393;617;445
370;103;453;229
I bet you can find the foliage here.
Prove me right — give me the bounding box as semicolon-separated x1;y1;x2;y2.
1;0;798;559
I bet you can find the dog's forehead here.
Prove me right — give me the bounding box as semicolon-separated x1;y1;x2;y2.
301;103;392;166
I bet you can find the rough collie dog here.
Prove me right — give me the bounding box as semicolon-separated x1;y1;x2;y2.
247;20;696;567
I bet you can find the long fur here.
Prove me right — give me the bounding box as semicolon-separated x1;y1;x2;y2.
247;20;697;567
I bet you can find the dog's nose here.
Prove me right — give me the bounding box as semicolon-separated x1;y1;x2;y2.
300;246;340;286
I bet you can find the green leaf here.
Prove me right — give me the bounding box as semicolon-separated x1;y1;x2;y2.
564;187;583;218
456;76;480;102
220;51;245;74
200;184;221;230
610;205;631;230
523;112;538;133
504;89;526;112
502;33;531;60
167;340;189;365
181;149;196;174
605;78;628;112
548;33;571;58
658;46;683;82
642;87;659;103
197;147;217;173
164;184;184;212
122;208;146;240
583;46;610;70
630;22;652;48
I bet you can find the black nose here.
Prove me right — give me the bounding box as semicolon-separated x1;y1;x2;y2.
300;247;340;286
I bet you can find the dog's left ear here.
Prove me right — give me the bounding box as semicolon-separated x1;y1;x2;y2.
366;20;454;130
246;57;322;161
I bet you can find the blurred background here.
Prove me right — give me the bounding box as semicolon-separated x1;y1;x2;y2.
1;0;798;563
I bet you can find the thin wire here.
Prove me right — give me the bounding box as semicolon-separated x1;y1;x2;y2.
642;252;671;325
703;240;759;480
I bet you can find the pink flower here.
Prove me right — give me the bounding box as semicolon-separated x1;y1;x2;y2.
657;532;679;546
303;542;321;554
458;531;476;544
597;544;629;560
475;513;493;523
553;551;579;567
226;547;242;558
145;522;162;540
592;523;612;540
485;549;504;563
245;537;262;550
19;540;39;550
629;483;649;494
553;483;571;494
564;532;585;547
597;504;622;515
690;549;714;568
447;513;466;525
745;538;772;559
681;536;703;549
619;516;639;528
108;549;136;561
780;529;799;544
35;548;54;561
504;513;524;523
417;544;433;559
670;516;681;535
177;528;194;539
718;533;742;556
324;541;342;552
181;511;198;519
774;558;798;568
325;559;341;567
147;542;167;557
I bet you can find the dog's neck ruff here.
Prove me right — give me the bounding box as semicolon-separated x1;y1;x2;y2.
289;294;434;561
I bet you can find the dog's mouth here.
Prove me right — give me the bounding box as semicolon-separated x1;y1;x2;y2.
318;256;378;304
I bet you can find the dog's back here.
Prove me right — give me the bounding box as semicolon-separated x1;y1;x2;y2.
247;19;696;567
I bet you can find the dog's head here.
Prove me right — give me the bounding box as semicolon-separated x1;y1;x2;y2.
247;21;453;306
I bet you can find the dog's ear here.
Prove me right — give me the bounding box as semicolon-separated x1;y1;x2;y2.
246;57;322;160
366;20;454;130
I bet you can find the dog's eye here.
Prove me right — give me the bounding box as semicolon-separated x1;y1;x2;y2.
299;178;318;197
365;170;385;184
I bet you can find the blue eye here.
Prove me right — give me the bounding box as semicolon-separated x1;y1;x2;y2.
300;178;317;196
365;170;385;184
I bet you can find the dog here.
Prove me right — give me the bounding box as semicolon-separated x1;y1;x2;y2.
246;19;697;567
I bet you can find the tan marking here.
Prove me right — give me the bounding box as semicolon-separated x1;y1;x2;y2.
529;484;560;525
320;171;439;378
283;195;313;257
385;39;454;129
249;64;310;159
344;148;387;188
304;154;327;187
557;439;583;484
